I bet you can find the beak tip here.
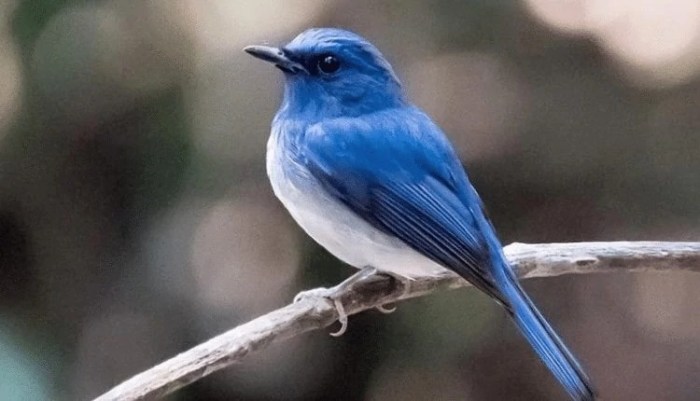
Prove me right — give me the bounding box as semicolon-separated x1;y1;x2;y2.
243;44;306;74
243;45;283;62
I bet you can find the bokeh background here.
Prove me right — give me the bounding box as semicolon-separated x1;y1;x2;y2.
1;1;699;400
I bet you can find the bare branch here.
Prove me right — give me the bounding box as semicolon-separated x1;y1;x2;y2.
92;241;700;401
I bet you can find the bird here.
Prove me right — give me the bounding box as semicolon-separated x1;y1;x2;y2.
244;28;596;401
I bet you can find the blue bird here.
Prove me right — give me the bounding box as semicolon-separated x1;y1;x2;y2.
245;28;596;401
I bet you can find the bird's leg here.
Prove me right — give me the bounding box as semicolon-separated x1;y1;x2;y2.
293;266;377;303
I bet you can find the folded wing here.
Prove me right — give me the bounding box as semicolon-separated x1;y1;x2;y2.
301;110;510;308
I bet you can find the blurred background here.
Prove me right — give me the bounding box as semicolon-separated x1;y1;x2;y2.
1;0;699;400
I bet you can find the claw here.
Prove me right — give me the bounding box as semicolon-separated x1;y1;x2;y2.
329;298;348;337
376;304;397;314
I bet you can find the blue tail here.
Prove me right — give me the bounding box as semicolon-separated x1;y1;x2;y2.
494;265;596;401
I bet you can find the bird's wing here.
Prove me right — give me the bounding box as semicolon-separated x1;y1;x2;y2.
301;109;509;307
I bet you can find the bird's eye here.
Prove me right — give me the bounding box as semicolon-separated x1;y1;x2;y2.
317;55;340;74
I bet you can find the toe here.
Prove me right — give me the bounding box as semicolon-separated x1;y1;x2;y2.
329;298;348;337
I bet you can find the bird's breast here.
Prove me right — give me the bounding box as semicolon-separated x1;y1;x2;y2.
266;123;446;278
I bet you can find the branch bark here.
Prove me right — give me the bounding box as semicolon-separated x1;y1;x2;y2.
92;241;700;401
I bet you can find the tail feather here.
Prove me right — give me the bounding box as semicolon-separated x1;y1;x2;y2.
496;267;596;401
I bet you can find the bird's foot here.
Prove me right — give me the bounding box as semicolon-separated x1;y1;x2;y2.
292;266;411;336
291;268;374;335
293;286;349;337
375;271;413;314
354;267;411;315
293;268;377;337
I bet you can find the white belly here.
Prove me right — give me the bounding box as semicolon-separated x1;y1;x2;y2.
266;133;447;278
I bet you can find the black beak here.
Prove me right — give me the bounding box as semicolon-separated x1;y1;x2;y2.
243;45;308;75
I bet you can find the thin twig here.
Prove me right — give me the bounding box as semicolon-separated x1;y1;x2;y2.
92;241;700;401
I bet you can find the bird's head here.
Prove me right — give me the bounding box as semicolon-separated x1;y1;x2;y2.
245;28;406;119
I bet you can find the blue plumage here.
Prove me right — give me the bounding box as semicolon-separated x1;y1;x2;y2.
246;28;596;401
302;108;506;304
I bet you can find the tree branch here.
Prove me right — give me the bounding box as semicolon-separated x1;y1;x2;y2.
92;241;700;401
